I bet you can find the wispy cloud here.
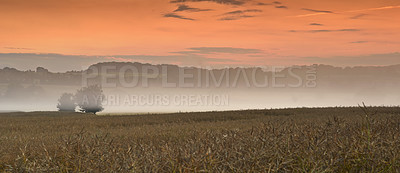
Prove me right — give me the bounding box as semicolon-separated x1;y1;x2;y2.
164;13;195;20
0;47;264;71
350;14;368;19
245;9;263;13
222;9;262;15
346;5;400;13
219;15;255;20
290;29;361;33
293;5;400;18
310;29;360;33
350;41;368;44
172;47;263;54
219;9;262;20
275;5;288;9
269;1;288;9
309;23;323;26
256;2;272;6
104;57;132;61
174;4;212;12
338;29;361;32
223;10;243;15
0;53;101;72
302;8;333;13
170;0;246;5
4;47;34;50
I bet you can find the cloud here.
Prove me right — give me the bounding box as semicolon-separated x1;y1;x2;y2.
350;14;368;19
223;10;243;15
309;23;323;26
256;2;272;6
293;13;330;18
346;5;400;13
301;8;333;13
309;29;355;33
275;6;288;9
245;9;263;13
222;9;262;15
273;1;282;4
219;9;262;20
104;57;132;61
4;47;34;50
164;13;195;20
291;29;361;33
350;41;368;44
219;15;255;20
173;47;263;54
170;0;245;5
0;47;263;71
301;52;400;66
294;5;400;18
0;53;227;71
292;8;333;18
338;29;360;32
0;53;101;72
173;4;212;12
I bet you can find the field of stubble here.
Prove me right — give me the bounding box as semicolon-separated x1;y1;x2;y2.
1;107;400;172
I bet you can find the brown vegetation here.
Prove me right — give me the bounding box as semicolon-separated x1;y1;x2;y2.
1;107;400;172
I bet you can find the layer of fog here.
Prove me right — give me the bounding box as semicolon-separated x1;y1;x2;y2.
1;86;399;114
2;63;400;113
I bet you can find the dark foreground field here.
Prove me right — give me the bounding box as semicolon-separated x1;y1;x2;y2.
1;107;400;172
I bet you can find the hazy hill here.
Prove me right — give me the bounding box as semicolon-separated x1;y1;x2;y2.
1;62;400;90
1;62;400;112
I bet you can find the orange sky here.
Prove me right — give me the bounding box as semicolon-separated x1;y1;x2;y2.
0;0;400;68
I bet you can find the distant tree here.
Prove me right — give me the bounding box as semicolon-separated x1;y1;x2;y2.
57;93;76;112
74;85;105;114
36;67;49;74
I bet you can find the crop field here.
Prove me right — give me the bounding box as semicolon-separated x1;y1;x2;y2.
1;107;400;172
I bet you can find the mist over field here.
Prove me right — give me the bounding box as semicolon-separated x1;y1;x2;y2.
1;62;400;113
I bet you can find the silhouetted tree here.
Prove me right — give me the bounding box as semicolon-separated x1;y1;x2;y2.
74;85;105;114
57;93;76;112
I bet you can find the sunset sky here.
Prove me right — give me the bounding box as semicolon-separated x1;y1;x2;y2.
1;0;400;71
